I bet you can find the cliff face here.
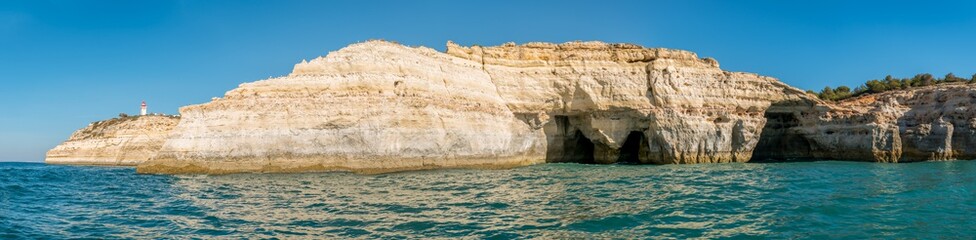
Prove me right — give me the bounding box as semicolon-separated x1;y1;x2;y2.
139;42;543;174
754;84;976;162
445;41;820;164
45;115;180;166
48;41;976;173
889;84;976;161
137;40;822;174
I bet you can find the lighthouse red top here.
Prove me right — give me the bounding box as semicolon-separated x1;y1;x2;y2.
141;101;146;107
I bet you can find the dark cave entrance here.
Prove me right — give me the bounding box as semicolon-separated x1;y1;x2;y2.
566;130;596;164
546;115;651;164
615;131;645;164
751;109;813;162
546;116;595;164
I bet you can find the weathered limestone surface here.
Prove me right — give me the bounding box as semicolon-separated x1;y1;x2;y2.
137;40;823;174
48;40;971;173
754;83;976;162
139;42;545;174
444;41;820;164
45;115;180;166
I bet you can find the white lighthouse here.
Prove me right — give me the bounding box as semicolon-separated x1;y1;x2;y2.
140;101;147;116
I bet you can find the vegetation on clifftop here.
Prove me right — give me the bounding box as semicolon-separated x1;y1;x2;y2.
807;73;976;101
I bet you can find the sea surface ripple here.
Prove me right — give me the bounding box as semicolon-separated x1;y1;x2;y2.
1;161;975;239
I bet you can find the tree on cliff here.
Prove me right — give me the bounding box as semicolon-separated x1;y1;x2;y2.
915;73;936;86
835;86;851;94
813;72;970;101
864;80;889;93
818;87;835;100
944;73;967;82
817;85;853;101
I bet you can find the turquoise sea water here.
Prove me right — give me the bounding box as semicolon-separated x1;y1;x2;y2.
1;161;975;239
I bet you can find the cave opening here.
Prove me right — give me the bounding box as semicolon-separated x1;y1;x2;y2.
751;110;812;162
566;130;596;164
546;115;596;164
616;131;645;164
546;116;651;164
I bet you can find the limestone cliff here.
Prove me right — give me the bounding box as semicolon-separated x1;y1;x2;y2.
46;115;180;166
445;41;819;164
136;40;823;174
48;40;976;173
754;83;976;162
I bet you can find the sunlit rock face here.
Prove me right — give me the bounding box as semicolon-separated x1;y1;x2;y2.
48;40;975;173
46;115;180;166
887;84;976;161
137;40;823;174
139;42;546;174
752;84;976;162
445;41;818;164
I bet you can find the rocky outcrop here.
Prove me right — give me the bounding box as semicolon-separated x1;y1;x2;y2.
46;115;180;166
754;83;976;162
890;85;976;161
138;41;544;174
445;41;823;164
47;40;973;174
136;40;822;174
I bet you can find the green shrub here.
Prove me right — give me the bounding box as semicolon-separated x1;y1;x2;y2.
813;72;971;101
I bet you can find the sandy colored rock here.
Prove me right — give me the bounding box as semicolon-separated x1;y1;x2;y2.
48;40;974;174
753;83;976;162
45;115;180;166
137;40;821;174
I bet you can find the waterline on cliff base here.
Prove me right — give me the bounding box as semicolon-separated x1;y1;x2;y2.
2;161;975;238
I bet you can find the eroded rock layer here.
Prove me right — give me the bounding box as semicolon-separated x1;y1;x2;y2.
754;83;976;162
46;115;180;166
137;40;823;174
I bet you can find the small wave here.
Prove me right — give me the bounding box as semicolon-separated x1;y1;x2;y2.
1;162;976;238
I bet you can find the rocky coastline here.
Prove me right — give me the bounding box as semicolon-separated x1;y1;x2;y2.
44;40;976;174
45;115;180;166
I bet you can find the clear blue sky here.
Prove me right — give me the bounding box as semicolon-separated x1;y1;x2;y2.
1;0;974;162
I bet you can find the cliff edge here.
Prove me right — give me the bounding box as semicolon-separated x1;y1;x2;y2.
136;40;824;174
46;115;180;166
46;40;975;174
754;83;976;162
